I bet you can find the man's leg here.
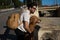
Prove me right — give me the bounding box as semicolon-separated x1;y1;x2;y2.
15;28;25;40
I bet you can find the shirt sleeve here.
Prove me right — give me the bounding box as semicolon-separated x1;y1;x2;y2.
23;12;30;23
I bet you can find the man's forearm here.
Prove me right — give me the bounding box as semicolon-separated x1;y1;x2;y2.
25;25;31;33
24;21;31;33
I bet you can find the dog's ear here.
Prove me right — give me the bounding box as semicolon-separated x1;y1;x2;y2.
30;17;34;24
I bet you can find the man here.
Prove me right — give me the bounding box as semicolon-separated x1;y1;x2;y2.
15;2;37;40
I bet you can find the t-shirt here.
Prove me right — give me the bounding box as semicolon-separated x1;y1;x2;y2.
17;9;30;32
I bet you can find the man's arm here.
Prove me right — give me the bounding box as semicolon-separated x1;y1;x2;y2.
23;12;31;33
24;21;31;33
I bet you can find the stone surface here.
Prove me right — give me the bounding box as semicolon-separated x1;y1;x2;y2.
38;17;60;40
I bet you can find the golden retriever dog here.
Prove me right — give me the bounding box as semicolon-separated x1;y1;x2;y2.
25;15;41;40
29;15;40;32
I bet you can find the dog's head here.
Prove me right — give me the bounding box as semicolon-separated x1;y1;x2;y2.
29;15;41;32
30;15;41;24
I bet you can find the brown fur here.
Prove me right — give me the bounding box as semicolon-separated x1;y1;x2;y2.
29;16;40;32
25;15;40;40
28;16;41;40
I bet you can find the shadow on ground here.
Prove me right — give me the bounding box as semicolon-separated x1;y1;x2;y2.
0;34;17;40
0;26;17;40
